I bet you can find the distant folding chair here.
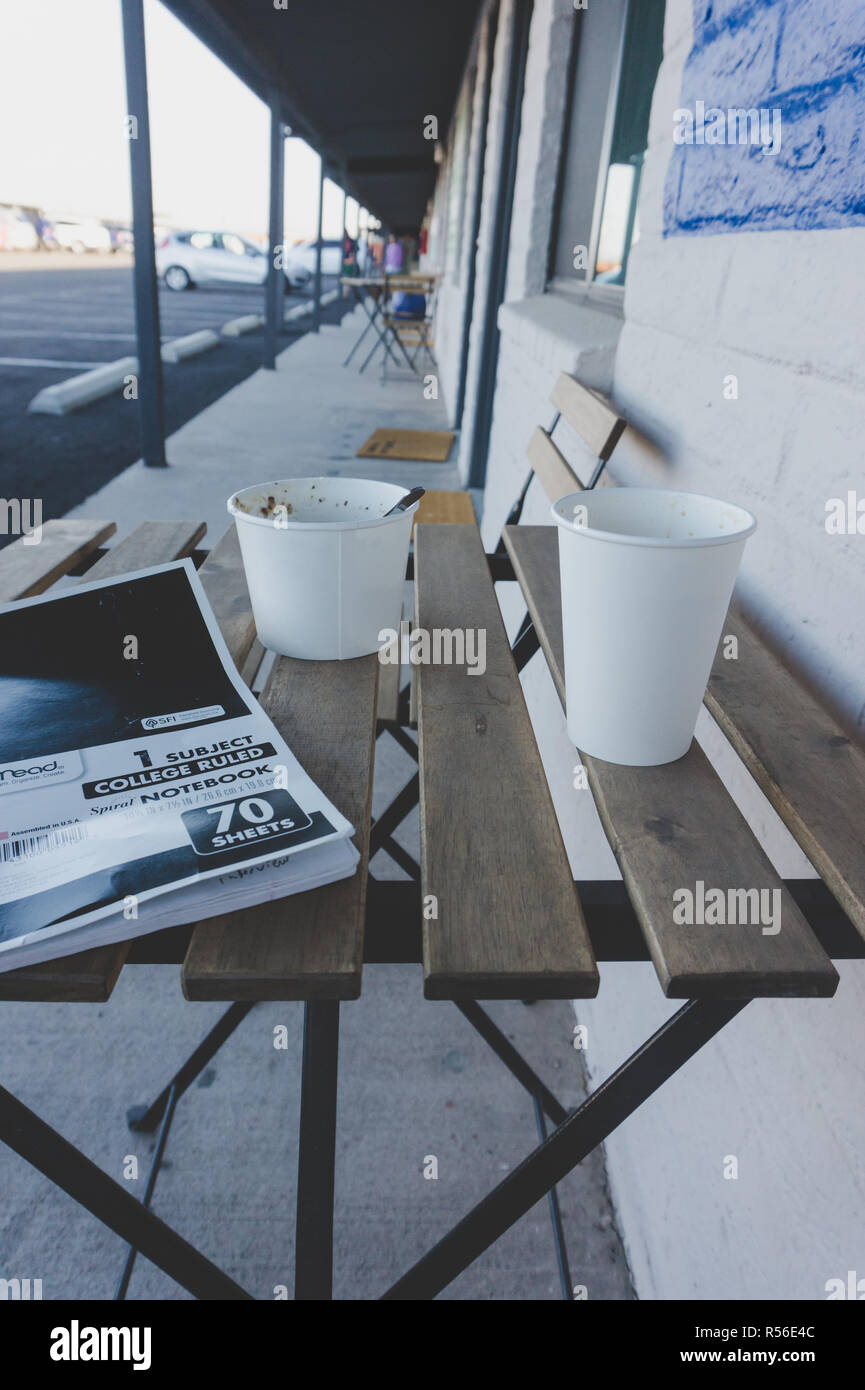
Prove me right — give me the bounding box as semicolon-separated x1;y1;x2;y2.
380;284;436;381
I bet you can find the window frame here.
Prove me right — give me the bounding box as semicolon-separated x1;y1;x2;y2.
547;0;662;309
583;0;630;300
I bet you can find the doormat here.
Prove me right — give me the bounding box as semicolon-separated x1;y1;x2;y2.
356;428;455;462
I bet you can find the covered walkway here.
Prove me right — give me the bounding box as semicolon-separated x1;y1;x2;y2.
66;304;464;540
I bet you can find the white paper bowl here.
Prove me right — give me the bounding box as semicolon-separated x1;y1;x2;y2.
228;477;418;660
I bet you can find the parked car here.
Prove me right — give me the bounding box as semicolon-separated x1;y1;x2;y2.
106;224;133;253
0;206;39;251
50;215;112;253
289;238;345;276
155;230;311;291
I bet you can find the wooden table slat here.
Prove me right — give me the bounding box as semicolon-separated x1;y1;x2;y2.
196;524;257;673
707;609;865;943
182;654;379;1000
0;520;208;1003
503;525;838;999
81;520;205;580
412;490;475;530
239;637;267;691
0;519;116;603
415;523;599;1000
376;615;402;725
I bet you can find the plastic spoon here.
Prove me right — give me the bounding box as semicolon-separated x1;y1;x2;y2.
383;486;425;516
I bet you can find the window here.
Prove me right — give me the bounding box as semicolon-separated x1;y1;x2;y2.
189;231;215;250
550;0;665;293
593;0;665;284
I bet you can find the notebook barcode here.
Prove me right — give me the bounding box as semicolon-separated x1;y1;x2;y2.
0;824;89;863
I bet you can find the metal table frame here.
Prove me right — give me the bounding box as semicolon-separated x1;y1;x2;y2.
4;876;851;1302
340;279;403;373
1;552;861;1302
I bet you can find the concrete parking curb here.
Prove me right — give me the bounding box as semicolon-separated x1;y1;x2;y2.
221;313;265;337
27;357;139;416
284;287;341;324
161;329;220;363
26;289;342;417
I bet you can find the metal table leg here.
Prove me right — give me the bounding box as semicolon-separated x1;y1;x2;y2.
381;997;748;1300
342;289;378;366
358;317;403;373
115;1082;180;1299
110;1003;256;1295
295;999;341;1300
127;1001;254;1132
456;1000;568;1126
532;1095;572;1301
0;1082;252;1300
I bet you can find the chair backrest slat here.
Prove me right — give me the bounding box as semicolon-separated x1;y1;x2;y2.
501;371;626;540
549;373;626;463
526;426;584;503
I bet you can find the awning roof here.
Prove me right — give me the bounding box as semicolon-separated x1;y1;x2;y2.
161;0;484;232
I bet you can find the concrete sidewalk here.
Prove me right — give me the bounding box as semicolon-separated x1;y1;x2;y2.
0;309;633;1300
67;306;465;542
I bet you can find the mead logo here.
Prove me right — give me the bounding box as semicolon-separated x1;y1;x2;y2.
0;1277;42;1299
49;1321;152;1371
0;760;59;782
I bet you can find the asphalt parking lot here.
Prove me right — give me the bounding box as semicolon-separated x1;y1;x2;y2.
0;253;349;545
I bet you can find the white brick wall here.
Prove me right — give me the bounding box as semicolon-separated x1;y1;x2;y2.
586;0;865;1302
430;7;496;421
504;0;575;302
480;295;622;549
455;0;520;482
429;0;865;1301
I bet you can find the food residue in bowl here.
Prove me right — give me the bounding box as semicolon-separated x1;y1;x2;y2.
233;489;385;520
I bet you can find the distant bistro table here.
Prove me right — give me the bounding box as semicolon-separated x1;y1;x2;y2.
0;509;862;1301
340;271;439;374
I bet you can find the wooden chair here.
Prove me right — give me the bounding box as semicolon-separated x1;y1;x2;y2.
373;374;627;877
380;280;437;382
414;371;626;547
499;372;626;539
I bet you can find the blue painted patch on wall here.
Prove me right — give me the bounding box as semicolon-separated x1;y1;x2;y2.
664;0;865;236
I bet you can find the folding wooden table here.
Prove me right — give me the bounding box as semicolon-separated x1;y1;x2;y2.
0;514;861;1301
339;275;394;371
340;272;438;375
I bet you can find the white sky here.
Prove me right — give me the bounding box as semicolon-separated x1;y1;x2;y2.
0;0;359;242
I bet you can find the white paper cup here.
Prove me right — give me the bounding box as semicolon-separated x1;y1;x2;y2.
551;488;756;766
227;477;418;660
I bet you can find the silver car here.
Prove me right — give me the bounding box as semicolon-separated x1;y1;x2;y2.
155;230;311;291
